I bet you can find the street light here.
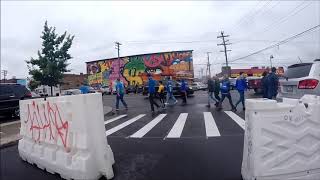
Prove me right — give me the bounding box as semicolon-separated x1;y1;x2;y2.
269;55;274;68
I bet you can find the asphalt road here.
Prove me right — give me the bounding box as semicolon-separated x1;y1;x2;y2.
1;90;260;180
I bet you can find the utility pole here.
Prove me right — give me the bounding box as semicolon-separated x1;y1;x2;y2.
217;31;231;75
1;70;7;83
206;52;212;78
200;68;204;80
115;42;122;79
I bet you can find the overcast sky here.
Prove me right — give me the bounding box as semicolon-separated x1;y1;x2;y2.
1;1;320;79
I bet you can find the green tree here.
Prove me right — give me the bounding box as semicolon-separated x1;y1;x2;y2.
27;21;74;96
28;79;40;91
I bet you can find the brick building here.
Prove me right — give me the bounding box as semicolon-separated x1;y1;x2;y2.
61;73;87;90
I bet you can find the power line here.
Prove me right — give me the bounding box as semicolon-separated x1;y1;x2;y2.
229;0;265;34
256;1;312;35
230;25;320;62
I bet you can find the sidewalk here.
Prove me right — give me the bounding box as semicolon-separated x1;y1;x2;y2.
0;121;21;147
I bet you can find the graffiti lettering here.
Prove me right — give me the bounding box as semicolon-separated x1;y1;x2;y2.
143;54;164;68
25;101;69;151
86;51;193;87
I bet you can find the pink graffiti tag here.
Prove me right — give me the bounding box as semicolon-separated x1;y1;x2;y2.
25;101;69;151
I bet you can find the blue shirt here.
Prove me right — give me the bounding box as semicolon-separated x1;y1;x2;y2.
116;81;125;94
79;85;90;94
235;77;247;92
148;78;156;94
180;80;187;92
220;80;231;94
166;80;173;93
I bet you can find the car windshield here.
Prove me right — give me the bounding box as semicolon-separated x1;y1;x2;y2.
284;63;312;79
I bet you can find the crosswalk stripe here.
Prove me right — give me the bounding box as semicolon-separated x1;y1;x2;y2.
130;114;167;138
224;111;245;130
105;114;146;136
104;114;127;125
203;112;221;137
166;113;188;138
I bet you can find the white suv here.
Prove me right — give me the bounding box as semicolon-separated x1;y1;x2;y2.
278;59;320;99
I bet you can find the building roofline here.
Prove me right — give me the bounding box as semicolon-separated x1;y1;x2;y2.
85;50;194;64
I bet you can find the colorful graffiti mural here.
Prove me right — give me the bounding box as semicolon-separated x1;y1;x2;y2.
86;50;193;87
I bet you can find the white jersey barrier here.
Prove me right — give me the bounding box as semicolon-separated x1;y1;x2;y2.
18;93;115;180
242;95;320;180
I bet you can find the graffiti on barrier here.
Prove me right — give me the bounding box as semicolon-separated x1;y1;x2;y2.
24;101;70;151
87;50;193;87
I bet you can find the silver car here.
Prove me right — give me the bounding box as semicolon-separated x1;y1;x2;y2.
278;59;320;99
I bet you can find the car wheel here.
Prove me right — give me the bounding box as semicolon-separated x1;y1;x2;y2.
13;108;20;118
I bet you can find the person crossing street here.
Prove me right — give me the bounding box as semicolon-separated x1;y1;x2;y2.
115;78;128;111
207;76;219;108
267;67;279;99
158;81;166;108
180;79;188;105
217;75;236;111
234;72;247;111
165;76;178;106
148;75;160;112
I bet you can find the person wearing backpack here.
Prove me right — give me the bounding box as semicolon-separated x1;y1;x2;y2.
234;72;248;111
207;76;219;108
218;75;236;111
148;75;160;112
115;78;128;111
165;76;178;106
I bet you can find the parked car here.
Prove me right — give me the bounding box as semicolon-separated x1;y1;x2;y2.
100;85;111;95
278;59;320;99
192;82;207;91
0;84;32;118
31;92;41;98
63;89;81;95
247;77;263;93
142;80;194;97
125;85;137;94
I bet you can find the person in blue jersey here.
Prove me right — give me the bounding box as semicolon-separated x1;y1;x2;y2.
234;72;248;111
165;76;178;106
115;78;128;111
79;82;90;94
148;75;160;112
180;79;188;105
217;74;236;111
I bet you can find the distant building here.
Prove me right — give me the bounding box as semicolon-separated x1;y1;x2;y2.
61;73;87;90
217;66;284;78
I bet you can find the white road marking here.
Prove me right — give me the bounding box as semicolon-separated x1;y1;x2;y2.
105;114;146;136
224;111;245;130
203;112;221;137
104;114;127;125
0;120;21;127
130;114;167;138
166;113;188;138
